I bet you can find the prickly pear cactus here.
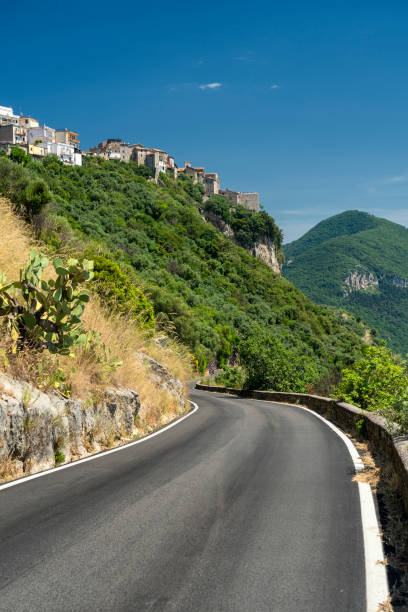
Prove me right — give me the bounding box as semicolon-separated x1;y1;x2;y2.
0;249;93;354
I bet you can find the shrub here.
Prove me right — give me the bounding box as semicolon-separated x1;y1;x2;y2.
204;196;232;225
213;365;246;388
20;178;51;216
90;255;155;329
240;332;320;392
9;148;30;165
0;157;51;218
336;345;408;412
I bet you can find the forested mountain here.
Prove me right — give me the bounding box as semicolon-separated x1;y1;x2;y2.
0;155;371;391
283;210;408;355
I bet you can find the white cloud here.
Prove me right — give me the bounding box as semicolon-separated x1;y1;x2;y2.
235;54;255;63
270;84;280;90
383;174;408;184
199;82;222;90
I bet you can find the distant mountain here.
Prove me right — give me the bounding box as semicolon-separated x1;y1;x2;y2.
283;210;408;355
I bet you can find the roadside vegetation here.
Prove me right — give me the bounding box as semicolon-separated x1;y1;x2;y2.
0;195;192;434
335;345;408;433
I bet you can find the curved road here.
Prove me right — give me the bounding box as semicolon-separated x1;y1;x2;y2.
0;390;367;611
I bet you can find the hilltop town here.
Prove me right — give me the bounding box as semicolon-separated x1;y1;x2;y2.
0;104;260;211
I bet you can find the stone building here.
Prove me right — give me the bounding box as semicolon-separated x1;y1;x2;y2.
88;139;175;180
177;161;205;183
220;189;260;212
131;144;174;177
203;172;220;196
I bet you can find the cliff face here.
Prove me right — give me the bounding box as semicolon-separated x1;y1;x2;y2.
344;268;408;294
252;237;282;274
344;269;379;293
382;275;408;288
203;210;235;239
204;212;282;273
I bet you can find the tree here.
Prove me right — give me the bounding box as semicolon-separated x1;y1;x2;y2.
9;147;30;165
336;345;408;412
240;331;320;392
204;196;232;225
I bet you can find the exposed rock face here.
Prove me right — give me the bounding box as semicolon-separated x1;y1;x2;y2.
381;275;408;288
344;268;408;294
344;269;379;293
204;212;282;273
137;352;186;411
203;211;234;239
0;366;186;481
252;237;281;274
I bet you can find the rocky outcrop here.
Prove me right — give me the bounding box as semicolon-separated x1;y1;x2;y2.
252;237;282;274
203;210;234;240
204;212;282;274
381;275;408;289
344;268;408;294
344;269;379;293
0;364;187;481
137;352;186;411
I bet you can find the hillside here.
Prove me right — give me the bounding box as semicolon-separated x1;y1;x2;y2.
0;155;372;392
283;210;408;354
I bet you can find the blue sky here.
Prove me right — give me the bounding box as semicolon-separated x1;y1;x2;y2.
3;0;408;242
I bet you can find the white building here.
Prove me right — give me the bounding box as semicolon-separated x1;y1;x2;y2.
27;125;55;146
47;142;82;165
0;105;19;126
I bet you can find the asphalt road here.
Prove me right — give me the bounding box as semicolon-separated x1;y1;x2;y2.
0;390;366;612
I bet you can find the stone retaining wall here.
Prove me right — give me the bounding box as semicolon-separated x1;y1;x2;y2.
196;383;408;514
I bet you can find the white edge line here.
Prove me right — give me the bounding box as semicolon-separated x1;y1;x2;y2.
255;399;389;612
0;400;199;492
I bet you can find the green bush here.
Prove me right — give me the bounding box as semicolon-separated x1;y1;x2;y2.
336;345;408;412
204;196;232;225
240;332;320;392
9;148;30;165
90;254;155;329
213;365;246;389
0;157;51;218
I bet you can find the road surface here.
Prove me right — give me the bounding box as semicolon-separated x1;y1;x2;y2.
0;389;366;611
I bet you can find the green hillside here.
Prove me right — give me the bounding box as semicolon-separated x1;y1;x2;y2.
283;210;408;355
0;155;371;390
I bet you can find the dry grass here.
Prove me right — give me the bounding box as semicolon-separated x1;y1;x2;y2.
0;456;24;481
351;438;381;488
0;197;34;279
345;433;408;609
0;198;193;430
377;596;393;611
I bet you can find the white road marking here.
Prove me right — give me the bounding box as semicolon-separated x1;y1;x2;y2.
358;481;390;612
256;399;389;612
0;401;199;492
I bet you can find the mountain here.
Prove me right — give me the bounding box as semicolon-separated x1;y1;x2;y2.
283;210;408;355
